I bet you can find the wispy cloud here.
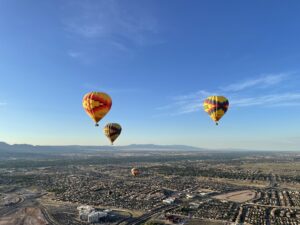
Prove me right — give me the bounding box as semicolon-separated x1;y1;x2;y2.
172;90;216;101
231;93;300;107
0;102;7;106
63;0;160;55
68;51;82;58
157;90;217;115
158;73;300;116
222;73;288;92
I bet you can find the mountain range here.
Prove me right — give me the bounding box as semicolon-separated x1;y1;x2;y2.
0;142;204;160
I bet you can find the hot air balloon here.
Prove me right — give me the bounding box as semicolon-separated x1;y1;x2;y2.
82;92;112;126
131;168;140;176
203;96;229;125
103;123;122;145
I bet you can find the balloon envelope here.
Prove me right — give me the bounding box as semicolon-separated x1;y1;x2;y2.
131;168;140;176
82;92;112;126
203;96;229;125
103;123;122;145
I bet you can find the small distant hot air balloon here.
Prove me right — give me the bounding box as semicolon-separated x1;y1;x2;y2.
82;92;112;126
131;168;140;176
103;123;122;145
203;96;229;125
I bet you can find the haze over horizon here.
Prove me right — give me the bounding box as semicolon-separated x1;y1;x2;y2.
1;0;300;150
0;141;299;153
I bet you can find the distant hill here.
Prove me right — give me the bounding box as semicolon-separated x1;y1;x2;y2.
117;144;203;151
0;142;204;160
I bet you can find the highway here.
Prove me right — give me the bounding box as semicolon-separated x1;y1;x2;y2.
126;204;178;225
0;196;24;217
0;192;58;225
39;205;61;225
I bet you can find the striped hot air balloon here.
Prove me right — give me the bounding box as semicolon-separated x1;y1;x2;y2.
103;123;122;145
203;96;229;125
82;92;112;126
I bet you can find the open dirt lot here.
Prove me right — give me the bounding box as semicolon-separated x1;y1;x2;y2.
213;190;256;203
0;207;48;225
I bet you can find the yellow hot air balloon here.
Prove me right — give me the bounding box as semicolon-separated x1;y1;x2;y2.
203;96;229;125
131;168;140;176
103;123;122;145
82;92;112;126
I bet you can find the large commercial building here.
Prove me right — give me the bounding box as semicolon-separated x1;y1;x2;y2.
88;211;108;223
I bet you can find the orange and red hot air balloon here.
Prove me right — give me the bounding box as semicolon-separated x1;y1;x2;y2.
131;168;140;176
82;92;112;126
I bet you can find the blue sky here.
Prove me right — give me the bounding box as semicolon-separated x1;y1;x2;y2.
0;0;300;150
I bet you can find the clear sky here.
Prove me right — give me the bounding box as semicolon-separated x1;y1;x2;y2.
0;0;300;150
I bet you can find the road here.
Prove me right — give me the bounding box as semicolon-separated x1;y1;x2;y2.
267;173;278;189
0;192;59;225
0;196;24;217
126;204;178;225
39;205;60;225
